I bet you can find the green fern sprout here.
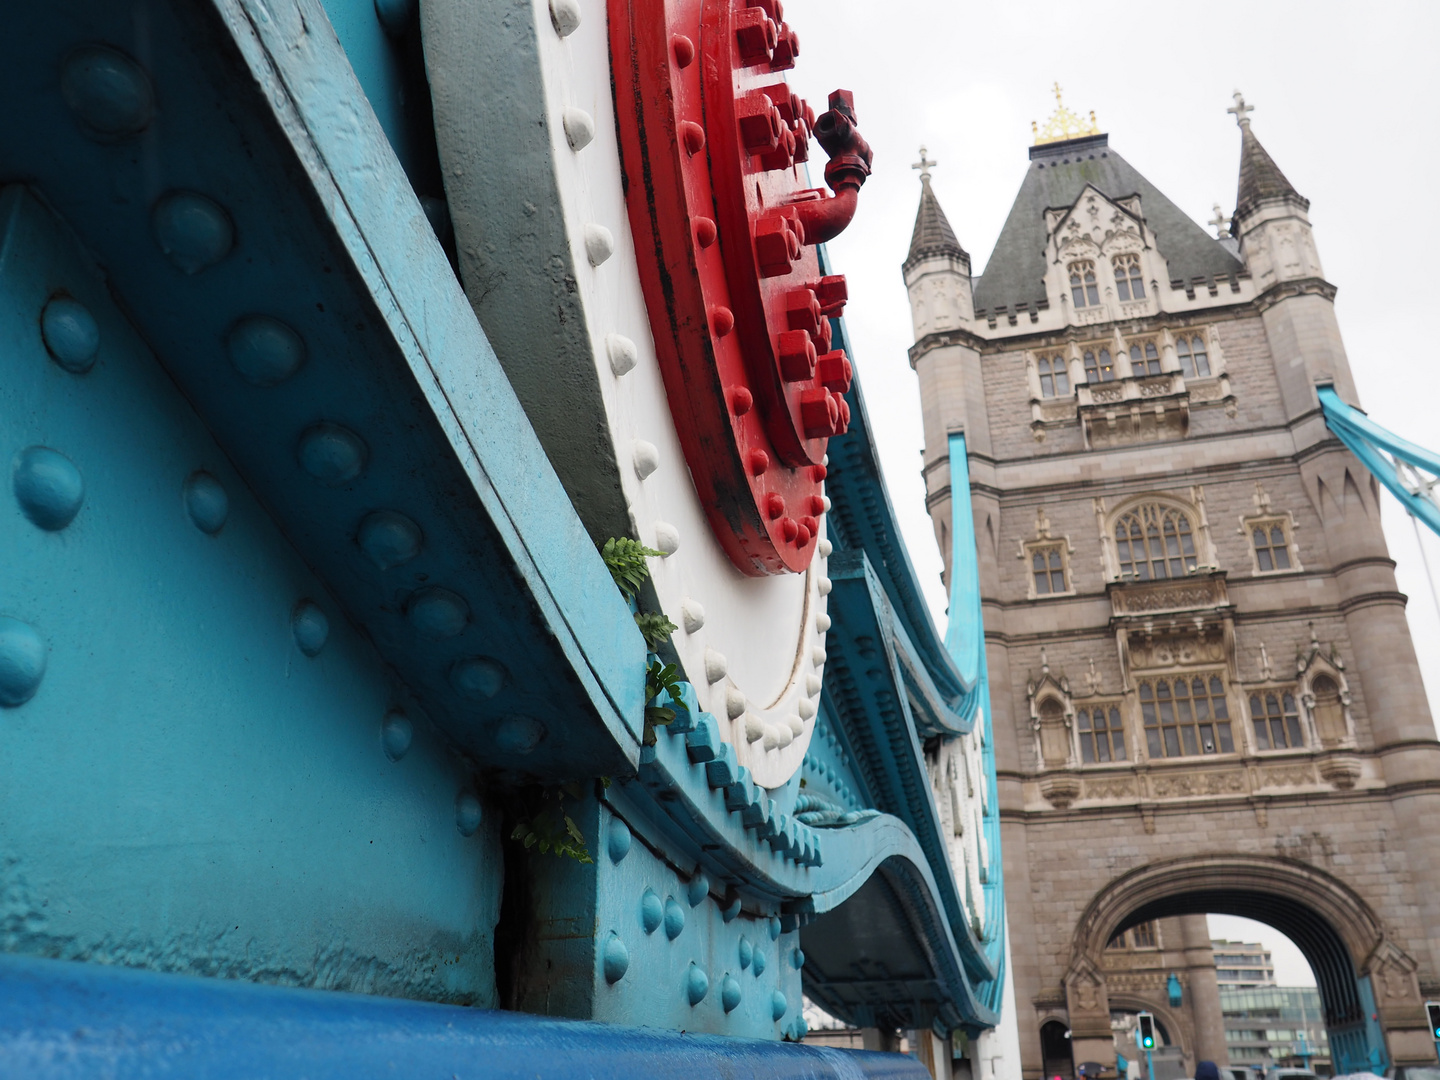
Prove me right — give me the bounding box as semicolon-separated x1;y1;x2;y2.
509;783;594;864
601;537;663;600
644;658;688;746
633;611;679;648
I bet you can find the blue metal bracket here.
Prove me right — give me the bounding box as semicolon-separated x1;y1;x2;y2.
1318;384;1440;538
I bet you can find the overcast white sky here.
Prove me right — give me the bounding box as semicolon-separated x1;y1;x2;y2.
783;0;1440;990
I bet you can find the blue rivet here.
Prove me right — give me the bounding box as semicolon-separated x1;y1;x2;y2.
738;935;752;970
381;710;413;762
455;790;483;836
40;297;100;373
721;973;741;1013
769;916;781;941
641;888;663;934
60;45;153;138
227;316;305;386
451;656;506;699
495;715;545;754
753;947;766;976
408;586;469;638
771;990;788;1021
791;947;805;969
602;933;629;984
607;818;632;863
13;447;84;531
374;0;417;37
0;617;46;707
297;423;367;486
664;896;685;940
687;872;708;907
686;963;709;1006
152;191;234;274
183;471;228;534
292;600;329;657
721;893;742;923
358;510;422;569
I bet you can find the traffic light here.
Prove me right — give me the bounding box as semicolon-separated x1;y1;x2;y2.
1426;999;1440;1040
1137;1012;1156;1051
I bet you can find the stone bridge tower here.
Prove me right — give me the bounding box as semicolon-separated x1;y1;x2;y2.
905;93;1440;1079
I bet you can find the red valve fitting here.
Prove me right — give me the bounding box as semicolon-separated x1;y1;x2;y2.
792;90;872;245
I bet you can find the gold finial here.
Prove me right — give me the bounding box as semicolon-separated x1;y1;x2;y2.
1033;83;1101;145
912;144;938;184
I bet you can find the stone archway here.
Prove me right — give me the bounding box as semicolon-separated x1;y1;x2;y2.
1061;855;1430;1073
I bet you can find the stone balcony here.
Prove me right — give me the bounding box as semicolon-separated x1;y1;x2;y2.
1029;370;1234;447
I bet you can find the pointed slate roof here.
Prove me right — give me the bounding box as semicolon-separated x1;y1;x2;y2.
971;134;1244;317
1235;122;1307;219
905;178;968;272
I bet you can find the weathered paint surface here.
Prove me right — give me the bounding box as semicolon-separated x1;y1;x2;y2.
0;185;502;1002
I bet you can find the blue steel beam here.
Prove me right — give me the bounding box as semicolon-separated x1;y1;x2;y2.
0;953;927;1079
1318;384;1440;538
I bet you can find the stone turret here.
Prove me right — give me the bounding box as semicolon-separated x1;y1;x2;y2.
903;149;992;584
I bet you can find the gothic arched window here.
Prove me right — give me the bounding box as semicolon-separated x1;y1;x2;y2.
1069;261;1099;308
1114;504;1199;580
1129;340;1161;377
1083;348;1115;383
1248;690;1303;750
1077;704;1127;763
1176;335;1211;378
1252;524;1291;571
1037;355;1070;398
1114;254;1146;301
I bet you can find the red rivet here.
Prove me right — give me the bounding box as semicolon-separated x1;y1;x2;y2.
711;306;735;336
801;515;819;535
747;449;770;476
810;463;827;481
694;216;717;248
781;518;799;542
795;523;811;546
808;494;826;517
672;34;695;67
680;121;706;155
766;493;786;519
732;387;754;415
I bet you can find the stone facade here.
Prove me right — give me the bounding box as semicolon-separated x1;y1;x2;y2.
904;110;1440;1079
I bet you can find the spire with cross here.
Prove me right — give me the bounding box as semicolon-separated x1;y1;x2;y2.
1227;90;1254;129
912;145;937;185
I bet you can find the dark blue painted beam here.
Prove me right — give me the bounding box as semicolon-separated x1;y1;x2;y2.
0;954;927;1079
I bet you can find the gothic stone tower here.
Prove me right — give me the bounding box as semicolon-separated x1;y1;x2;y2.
905;95;1440;1079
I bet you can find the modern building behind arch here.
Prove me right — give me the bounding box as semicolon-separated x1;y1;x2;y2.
904;91;1440;1079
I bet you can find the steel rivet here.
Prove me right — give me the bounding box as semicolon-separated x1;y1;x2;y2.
746;449;769;476
0;617;47;707
791;948;805;969
680;121;706;155
704;648;728;684
633;440;660;480
745;715;766;743
686;963;709;1006
152;191;234;274
765;493;785;520
653;521;680;555
771;989;788;1020
721;973;741;1013
607;818;632;863
227;315;305;386
812;646;827;666
738;935;753;969
817;538;833;558
292;601;329;657
451;656;507;699
817;577;832;596
769;916;782;940
725;687;747;719
358;510;423;570
584;224;614;266
549;0;581;35
681;598;705;634
731;387;754;415
381;709;414;762
40;297;100;373
753;947;767;976
664;896;686;939
60;45;153;139
805;673;822;695
607;334;638;376
455;790;483;836
13;447;84;531
641;888;664;934
408;586;470;638
297;422;368;486
496;714;546;754
603;933;630;983
694;217;718;248
672;34;695;67
711;306;735;336
563;107;596;151
183;471;228;535
687;872;709;907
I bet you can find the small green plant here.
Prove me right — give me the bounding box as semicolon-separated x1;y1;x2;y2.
644;658;688;745
509;782;593;863
601;537;663;600
634;611;679;647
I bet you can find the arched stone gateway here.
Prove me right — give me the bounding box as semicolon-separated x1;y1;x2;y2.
1062;855;1428;1074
